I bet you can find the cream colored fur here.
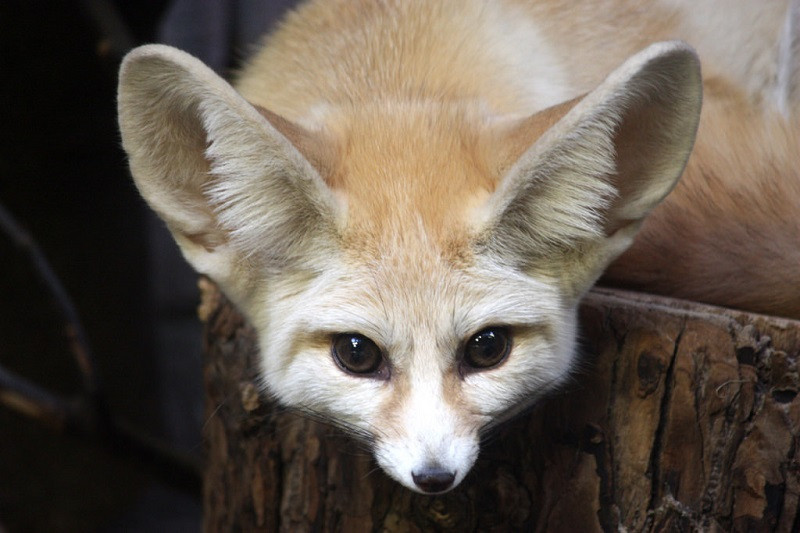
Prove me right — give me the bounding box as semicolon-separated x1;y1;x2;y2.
118;0;799;493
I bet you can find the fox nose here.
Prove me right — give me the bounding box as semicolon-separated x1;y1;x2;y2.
412;467;456;493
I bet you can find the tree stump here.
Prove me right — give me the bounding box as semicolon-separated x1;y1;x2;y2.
200;280;800;532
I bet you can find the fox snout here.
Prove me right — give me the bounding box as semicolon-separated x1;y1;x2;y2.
373;395;482;494
375;436;480;494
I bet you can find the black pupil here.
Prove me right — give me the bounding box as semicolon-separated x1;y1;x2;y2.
464;328;509;369
333;334;382;374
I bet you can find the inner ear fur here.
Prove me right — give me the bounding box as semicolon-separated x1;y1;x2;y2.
479;41;702;293
118;44;338;280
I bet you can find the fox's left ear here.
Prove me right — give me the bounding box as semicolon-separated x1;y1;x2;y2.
480;41;702;298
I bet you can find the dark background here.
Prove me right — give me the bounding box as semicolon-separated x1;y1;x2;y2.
0;1;297;530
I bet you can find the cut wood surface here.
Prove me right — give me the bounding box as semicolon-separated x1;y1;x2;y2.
200;280;800;532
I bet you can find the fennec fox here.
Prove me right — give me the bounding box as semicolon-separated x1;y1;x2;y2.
118;0;800;493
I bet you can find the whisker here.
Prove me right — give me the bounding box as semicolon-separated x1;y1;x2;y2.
362;464;385;482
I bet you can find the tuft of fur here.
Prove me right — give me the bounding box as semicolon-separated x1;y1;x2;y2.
119;0;799;493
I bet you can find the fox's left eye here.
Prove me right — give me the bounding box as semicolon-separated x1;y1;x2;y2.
331;333;387;378
462;327;511;371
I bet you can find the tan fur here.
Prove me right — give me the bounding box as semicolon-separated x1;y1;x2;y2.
233;0;798;319
239;0;795;112
118;0;799;493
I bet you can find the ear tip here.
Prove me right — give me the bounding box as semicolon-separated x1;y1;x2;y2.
648;40;698;57
641;40;702;76
617;41;703;113
121;43;187;64
119;44;203;83
118;44;224;116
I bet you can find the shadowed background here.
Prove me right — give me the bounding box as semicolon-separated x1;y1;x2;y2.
0;1;297;530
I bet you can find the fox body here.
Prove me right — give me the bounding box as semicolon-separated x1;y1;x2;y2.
118;0;800;493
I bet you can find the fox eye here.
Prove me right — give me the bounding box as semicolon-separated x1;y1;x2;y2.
331;333;386;377
462;327;511;371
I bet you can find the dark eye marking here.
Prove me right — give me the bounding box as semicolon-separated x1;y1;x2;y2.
331;333;389;379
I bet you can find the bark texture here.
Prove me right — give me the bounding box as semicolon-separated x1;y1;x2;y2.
201;281;800;532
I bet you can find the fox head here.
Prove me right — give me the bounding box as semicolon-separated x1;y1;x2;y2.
118;41;701;494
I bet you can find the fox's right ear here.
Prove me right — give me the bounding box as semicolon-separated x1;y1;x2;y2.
118;45;339;291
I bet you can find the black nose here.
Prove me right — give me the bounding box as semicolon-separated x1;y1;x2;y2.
412;467;456;493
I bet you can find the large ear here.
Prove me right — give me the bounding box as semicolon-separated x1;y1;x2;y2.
479;41;702;298
118;45;338;289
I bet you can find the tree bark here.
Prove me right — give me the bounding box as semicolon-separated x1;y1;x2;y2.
200;280;800;532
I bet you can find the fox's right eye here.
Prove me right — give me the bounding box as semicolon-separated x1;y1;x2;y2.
331;333;387;378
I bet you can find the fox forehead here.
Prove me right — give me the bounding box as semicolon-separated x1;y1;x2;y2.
315;101;503;246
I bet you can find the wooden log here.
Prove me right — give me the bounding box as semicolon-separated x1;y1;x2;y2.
200;279;800;532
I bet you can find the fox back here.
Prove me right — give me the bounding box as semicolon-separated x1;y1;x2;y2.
118;0;800;493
